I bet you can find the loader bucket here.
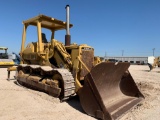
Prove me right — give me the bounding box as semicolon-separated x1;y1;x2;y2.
78;62;144;120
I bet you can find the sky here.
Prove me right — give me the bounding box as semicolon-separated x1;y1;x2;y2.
0;0;160;57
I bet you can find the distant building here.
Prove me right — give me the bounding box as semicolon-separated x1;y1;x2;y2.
104;56;148;65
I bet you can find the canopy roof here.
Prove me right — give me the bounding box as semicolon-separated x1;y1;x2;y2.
23;14;73;31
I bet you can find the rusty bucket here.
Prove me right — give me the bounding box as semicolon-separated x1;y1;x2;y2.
78;62;144;120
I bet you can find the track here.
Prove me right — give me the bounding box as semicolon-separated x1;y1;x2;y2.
17;64;75;101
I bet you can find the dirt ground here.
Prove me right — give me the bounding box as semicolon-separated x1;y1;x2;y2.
0;65;160;120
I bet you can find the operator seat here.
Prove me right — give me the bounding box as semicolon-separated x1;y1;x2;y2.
42;33;48;43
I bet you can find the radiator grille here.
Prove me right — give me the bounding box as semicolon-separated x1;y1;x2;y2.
80;50;94;79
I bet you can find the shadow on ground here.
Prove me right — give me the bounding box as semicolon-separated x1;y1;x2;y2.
13;80;86;114
141;70;160;73
66;95;85;113
141;70;150;72
7;78;16;81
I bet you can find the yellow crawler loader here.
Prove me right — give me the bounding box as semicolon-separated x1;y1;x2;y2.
12;5;144;120
0;47;14;67
148;57;160;71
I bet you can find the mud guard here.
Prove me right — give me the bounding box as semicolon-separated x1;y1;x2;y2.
78;62;144;120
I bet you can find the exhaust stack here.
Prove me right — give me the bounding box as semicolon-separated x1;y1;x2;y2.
65;5;71;46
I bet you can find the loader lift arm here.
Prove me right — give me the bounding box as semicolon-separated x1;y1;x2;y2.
49;39;72;69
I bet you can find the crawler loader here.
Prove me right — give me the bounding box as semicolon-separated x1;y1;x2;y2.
148;57;160;71
13;5;144;120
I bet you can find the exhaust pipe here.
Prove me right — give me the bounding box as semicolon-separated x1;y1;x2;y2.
65;5;71;46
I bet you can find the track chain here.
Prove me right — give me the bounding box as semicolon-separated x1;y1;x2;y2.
18;64;75;101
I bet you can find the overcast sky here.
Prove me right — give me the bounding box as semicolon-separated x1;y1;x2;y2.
0;0;160;57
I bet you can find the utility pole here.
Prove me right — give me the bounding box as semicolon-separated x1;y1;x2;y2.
122;50;124;56
104;52;107;61
152;48;155;56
